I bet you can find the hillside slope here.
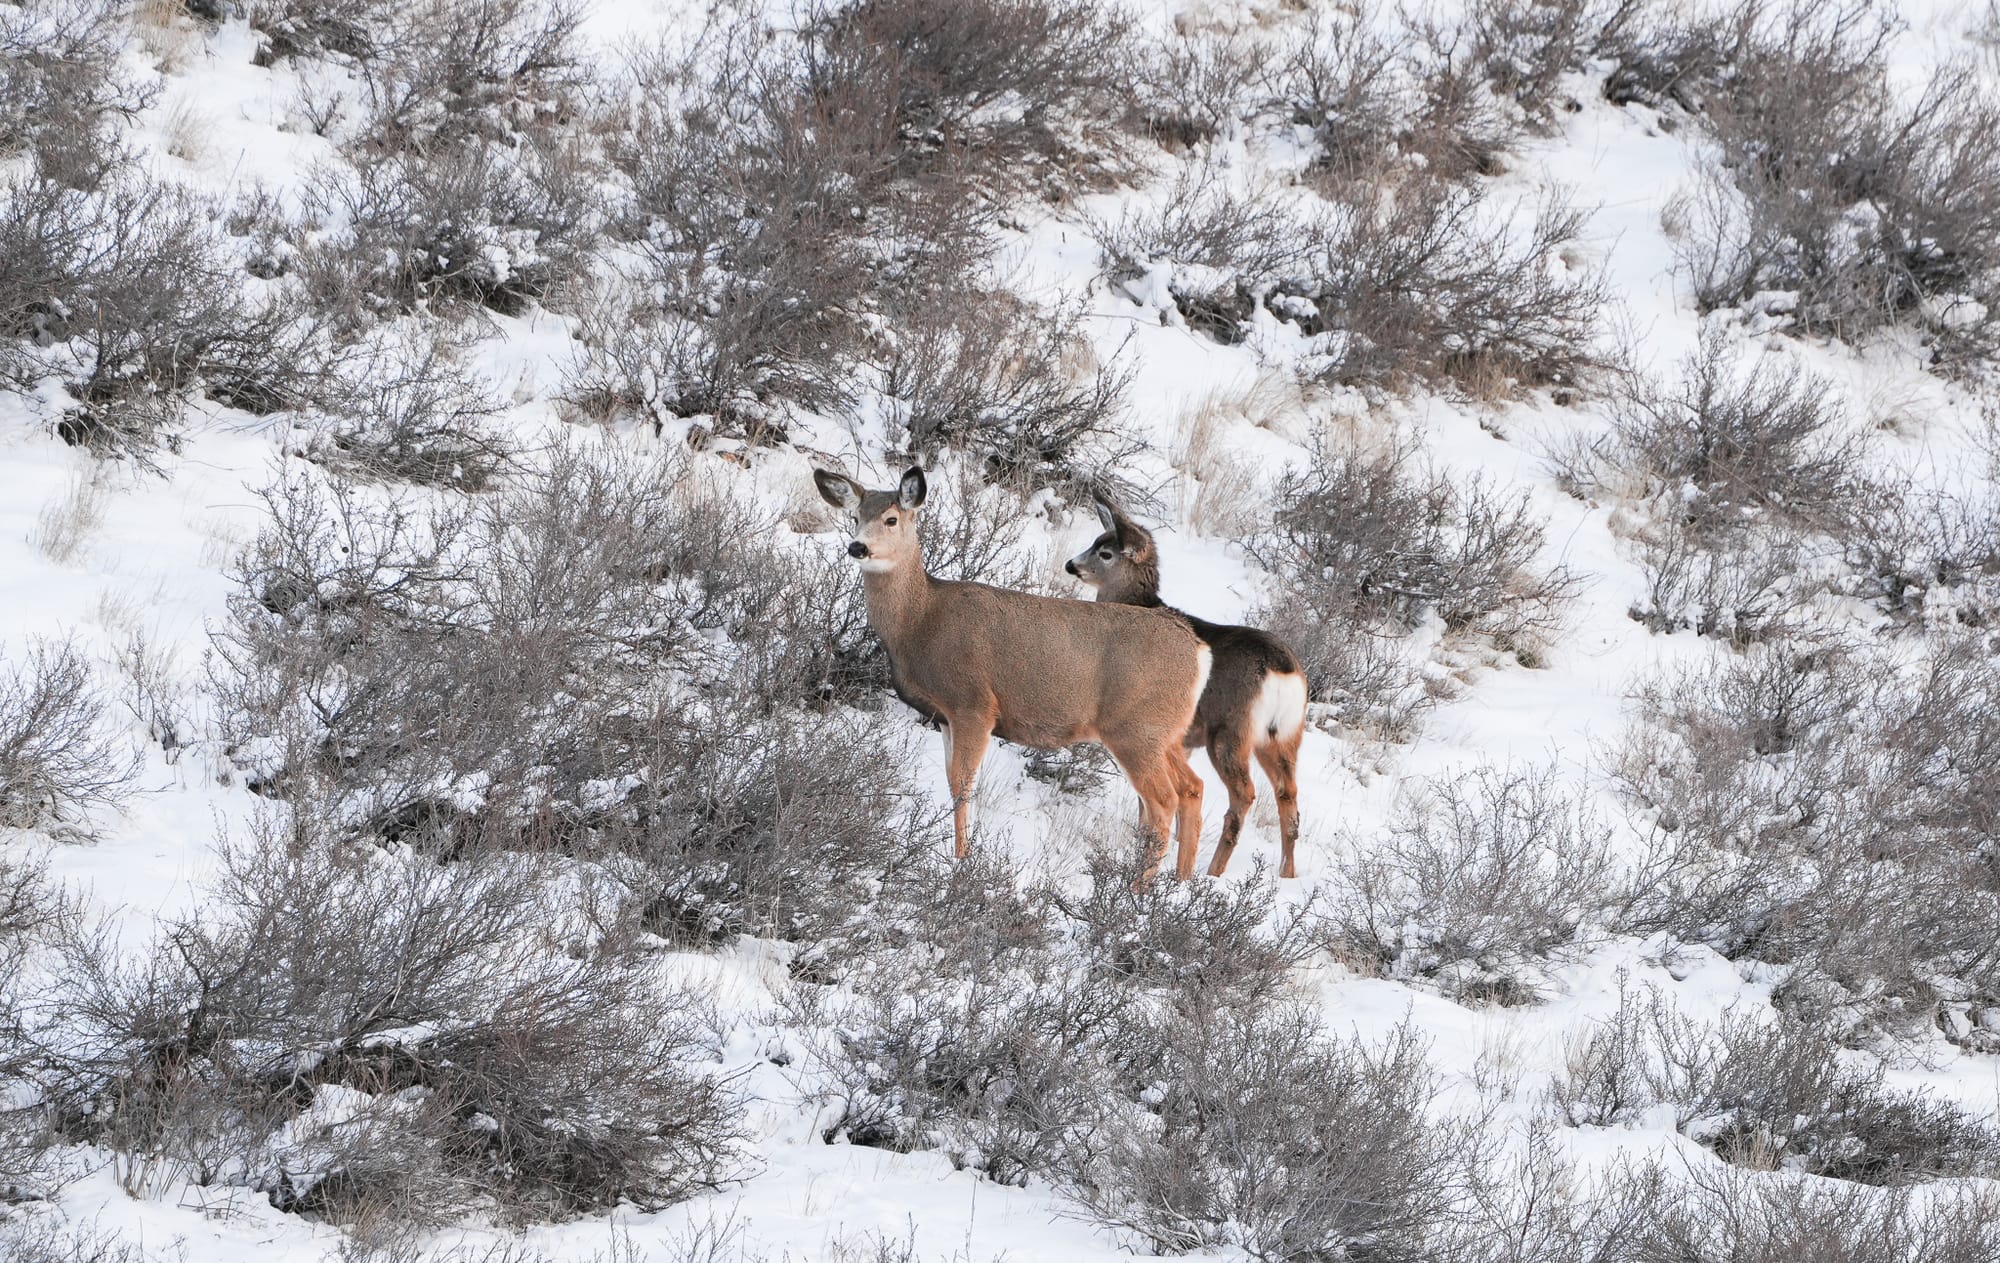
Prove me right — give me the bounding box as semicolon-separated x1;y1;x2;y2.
3;1;1999;1260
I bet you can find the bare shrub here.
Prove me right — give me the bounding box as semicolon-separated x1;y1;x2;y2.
1054;850;1316;1012
1092;164;1328;344
1096;166;1600;395
335;1242;560;1263
1425;1126;1661;1263
300;133;602;321
579;0;1143;438
593;688;941;949
1128;25;1264;148
110;629;189;763
564;270;833;443
1872;636;2000;856
883;294;1137;487
1400;12;1536;183
0;0;157;189
1671;3;2000;365
0;854;65;1199
1610;633;2000;1036
304;331;512;491
804;0;1136;195
0;637;137;835
244;0;401;61
1264;12;1611;383
1838;482;2000;627
1265;5;1409;186
1595;333;1872;540
1459;0;1652;126
814;913;1474;1258
1595;0;1778;114
36;819;740;1223
1059;1013;1478;1259
1311;180;1603;394
1610;638;1880;956
0;174;321;452
1626;515;1820;642
1329;765;1629;1003
571;25;990;437
1628;1164;2000;1263
211;449;933;947
1575;333;1874;641
1256;0;1663;191
1245;431;1575;737
911;462;1047;590
809;945;1134;1186
1248;435;1576;681
350;0;586;147
0;1217;149;1263
1550;983;2000;1183
1270;0;1607;191
802;848;1462;1252
803;843;1317;1194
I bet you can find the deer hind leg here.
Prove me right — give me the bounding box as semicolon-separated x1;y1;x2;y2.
1253;730;1303;879
1205;719;1257;878
942;712;995;860
1164;744;1205;881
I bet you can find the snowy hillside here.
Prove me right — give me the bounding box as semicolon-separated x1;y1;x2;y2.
3;0;2000;1259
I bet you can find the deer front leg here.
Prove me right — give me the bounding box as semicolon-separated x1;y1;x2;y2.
1164;746;1205;880
942;713;994;859
1110;741;1181;884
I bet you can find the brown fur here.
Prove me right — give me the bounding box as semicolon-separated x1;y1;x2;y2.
1066;497;1307;878
816;468;1209;880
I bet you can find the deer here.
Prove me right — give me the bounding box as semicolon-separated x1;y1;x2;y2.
814;467;1212;880
1066;498;1307;878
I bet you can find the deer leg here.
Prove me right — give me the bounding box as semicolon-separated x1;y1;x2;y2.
1111;744;1179;883
1205;719;1257;878
1165;744;1205;881
1254;731;1303;879
942;713;994;860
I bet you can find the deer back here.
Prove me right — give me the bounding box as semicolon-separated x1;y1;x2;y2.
892;578;1207;750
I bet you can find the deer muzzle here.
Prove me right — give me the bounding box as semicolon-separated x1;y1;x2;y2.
1063;558;1079;576
847;541;870;559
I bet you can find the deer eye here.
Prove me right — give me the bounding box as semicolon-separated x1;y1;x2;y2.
1098;549;1114;561
884;515;897;526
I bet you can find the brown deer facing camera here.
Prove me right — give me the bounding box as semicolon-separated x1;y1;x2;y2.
1067;498;1307;878
816;468;1212;880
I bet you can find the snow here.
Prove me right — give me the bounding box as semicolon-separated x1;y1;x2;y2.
3;0;1998;1258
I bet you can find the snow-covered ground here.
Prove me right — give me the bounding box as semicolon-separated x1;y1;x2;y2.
4;0;1999;1259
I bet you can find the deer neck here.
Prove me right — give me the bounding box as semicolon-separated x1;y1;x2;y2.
860;556;937;647
1098;564;1164;608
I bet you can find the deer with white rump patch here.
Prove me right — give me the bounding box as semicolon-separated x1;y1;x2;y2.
815;468;1211;879
1067;497;1307;878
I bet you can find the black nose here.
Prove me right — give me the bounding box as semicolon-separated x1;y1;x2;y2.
847;541;869;559
1064;559;1078;575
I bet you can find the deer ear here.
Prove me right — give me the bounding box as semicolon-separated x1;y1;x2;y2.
1093;495;1119;535
1121;519;1157;563
814;469;864;514
897;467;927;510
1097;495;1146;553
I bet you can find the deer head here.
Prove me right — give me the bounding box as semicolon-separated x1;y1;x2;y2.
1065;495;1161;604
815;467;927;575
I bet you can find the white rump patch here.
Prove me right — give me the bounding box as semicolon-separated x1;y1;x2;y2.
1253;671;1308;743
